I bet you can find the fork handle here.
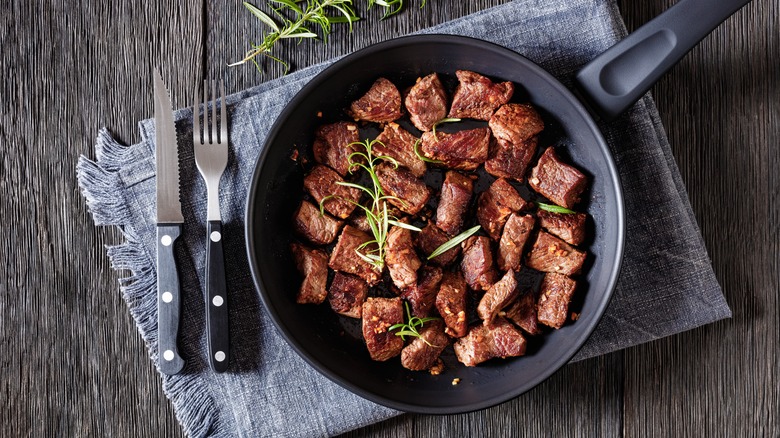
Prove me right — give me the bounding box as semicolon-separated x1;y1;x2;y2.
205;220;230;372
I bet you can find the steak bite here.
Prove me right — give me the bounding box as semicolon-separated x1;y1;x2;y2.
374;123;426;177
416;223;460;267
537;273;577;329
504;291;542;335
436;171;474;236
420;127;491;171
347;77;402;123
405;73;448;132
453;318;527;367
477;269;520;326
401;265;443;317
538;210;587;246
328;272;369;318
485;136;538;182
485;104;544;181
312;121;360;176
293;200;343;245
525;231;586;276
290;242;329;304
460;236;498;291
385;224;422;290
497;213;536;271
375;163;431;215
436;272;469;338
448;70;514;121
477;178;529;240
329;225;382;285
362;297;405;361
303;165;361;219
401;320;449;371
529;147;588;209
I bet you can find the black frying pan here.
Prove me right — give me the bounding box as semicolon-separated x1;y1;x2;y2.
244;0;750;414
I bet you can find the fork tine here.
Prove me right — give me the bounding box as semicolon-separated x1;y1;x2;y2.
203;80;210;144
211;80;218;145
193;83;201;144
220;80;227;144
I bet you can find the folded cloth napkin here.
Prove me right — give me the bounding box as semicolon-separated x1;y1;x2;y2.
77;0;731;436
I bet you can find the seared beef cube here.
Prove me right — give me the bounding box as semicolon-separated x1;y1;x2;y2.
416;223;460;267
312;121;360;176
490;103;544;144
347;77;402;123
505;291;542;335
385;224;422;290
537;273;577;329
529;147;588;209
401;320;449;371
290;242;328;304
401;265;443;317
420;128;490;171
485;136;538;182
374;122;426;177
293;200;343;245
328;272;368;318
460;236;498;291
448;70;514;121
435;272;468;338
405;73;448;132
538;210;587;246
362;297;404;361
525;231;586;276
453;318;527;366
477;178;529;240
477;269;519;325
497;214;535;271
375;163;431;215
303;165;361;219
329;225;382;285
436;171;474;236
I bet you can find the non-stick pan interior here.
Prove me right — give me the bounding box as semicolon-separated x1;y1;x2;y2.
246;35;624;414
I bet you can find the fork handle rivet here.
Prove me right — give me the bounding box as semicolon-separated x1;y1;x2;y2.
161;235;172;246
210;231;222;242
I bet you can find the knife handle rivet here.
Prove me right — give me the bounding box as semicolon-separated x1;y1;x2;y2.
162;292;173;303
212;295;224;307
210;231;222;242
161;235;173;246
215;351;226;362
163;350;174;361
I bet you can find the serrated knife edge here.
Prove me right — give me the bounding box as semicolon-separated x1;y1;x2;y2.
154;68;184;223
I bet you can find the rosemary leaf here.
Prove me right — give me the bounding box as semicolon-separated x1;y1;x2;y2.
431;117;461;140
537;202;577;214
388;220;422;232
427;225;481;260
413;139;443;164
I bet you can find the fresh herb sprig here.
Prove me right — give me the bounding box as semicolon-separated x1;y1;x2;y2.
536;202;577;214
431;117;461;141
389;302;440;346
413;139;443;164
427;225;481;260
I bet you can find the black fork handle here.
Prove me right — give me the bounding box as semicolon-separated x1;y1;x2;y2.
205;220;230;372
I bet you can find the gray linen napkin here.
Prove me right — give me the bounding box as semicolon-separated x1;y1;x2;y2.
77;0;731;436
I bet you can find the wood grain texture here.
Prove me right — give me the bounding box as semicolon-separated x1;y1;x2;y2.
1;0;776;437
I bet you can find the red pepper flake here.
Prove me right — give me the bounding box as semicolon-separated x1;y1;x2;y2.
290;148;299;161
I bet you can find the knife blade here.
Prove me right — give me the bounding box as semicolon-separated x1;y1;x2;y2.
154;68;185;375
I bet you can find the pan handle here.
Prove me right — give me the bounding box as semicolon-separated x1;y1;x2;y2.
574;0;751;121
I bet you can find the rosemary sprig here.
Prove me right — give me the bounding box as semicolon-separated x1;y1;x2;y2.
389;302;440;346
431;117;461;141
427;225;481;260
413;139;443;164
536;202;577;214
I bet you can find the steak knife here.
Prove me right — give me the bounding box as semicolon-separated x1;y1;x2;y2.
154;68;185;375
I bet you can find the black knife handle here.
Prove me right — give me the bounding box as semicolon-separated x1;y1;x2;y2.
157;224;185;375
205;220;230;372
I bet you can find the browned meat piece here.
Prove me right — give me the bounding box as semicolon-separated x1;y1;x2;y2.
312;121;360;176
328;272;368;318
290;242;328;304
525;231;586;276
485;136;538;182
385;224;421;290
436;272;469;338
460;236;498;291
453;318;527;366
497;213;535;271
401;320;449;371
329;225;382;285
420;128;491;171
485;103;543;181
538;210;587;246
504;291;542;335
362;297;404;361
448;70;514;120
435;171;474;236
401;265;443;317
477;269;519;325
347;77;402;123
375;163;431;215
293;200;343;245
529;147;588;209
537;273;577;329
477;178;529;240
405;73;448;132
303;165;361;219
416;223;460;266
374;122;426;177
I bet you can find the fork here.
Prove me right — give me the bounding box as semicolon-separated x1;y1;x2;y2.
193;80;230;373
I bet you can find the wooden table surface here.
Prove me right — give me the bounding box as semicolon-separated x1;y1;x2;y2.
2;0;777;436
